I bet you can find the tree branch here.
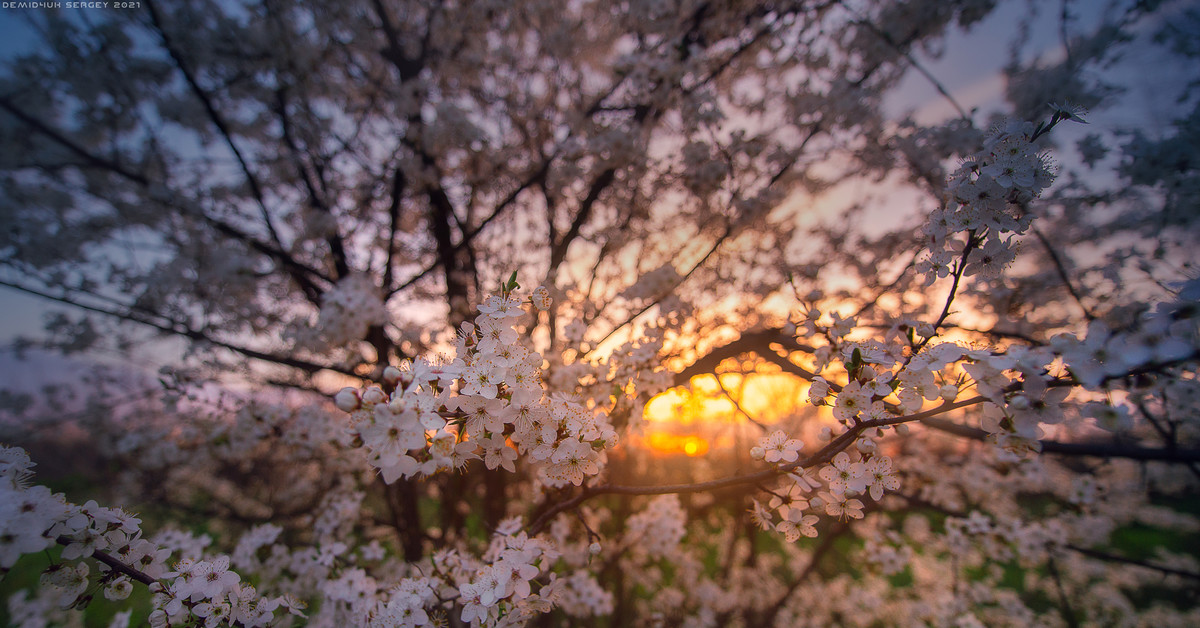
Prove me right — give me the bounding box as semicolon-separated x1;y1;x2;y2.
56;536;156;586
146;0;286;252
1032;225;1095;321
674;329;816;386
920;415;1200;462
0;279;356;377
548;168;617;274
1065;543;1200;582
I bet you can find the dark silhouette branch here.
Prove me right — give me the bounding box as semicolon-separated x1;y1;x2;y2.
920;416;1200;463
674;329;817;386
0;96;150;186
0;279;356;377
1065;544;1200;582
1032;225;1095;321
548;168;617;274
146;0;286;252
273;87;352;280
0;93;330;304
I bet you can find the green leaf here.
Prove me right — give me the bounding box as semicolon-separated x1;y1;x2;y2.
848;347;863;378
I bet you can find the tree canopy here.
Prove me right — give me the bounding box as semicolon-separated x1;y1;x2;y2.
0;0;1199;626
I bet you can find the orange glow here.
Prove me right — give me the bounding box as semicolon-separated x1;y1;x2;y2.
644;372;808;426
641;432;710;457
638;371;813;456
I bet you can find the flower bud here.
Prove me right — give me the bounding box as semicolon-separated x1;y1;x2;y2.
334;388;360;412
362;387;387;406
382;366;403;385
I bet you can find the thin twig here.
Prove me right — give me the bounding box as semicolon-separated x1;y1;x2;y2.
1032;226;1094;321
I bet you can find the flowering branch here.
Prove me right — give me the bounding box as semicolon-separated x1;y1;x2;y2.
55;536;155;586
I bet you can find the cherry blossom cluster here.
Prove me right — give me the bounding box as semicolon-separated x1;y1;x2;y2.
744;111;1195;542
350;518;606;626
745;107;1185;544
4;438;621;627
745;308;968;541
861;531;912;576
0;446;170;596
291;273;388;351
547;319;675;437
0;444;300;628
743;438;1199;625
149;557;299;628
1;447;70;570
785;288;1195;477
623;495;687;558
1053;281;1199;389
955;286;1197;457
918;118;1057;283
336;286;620;487
942;511;1063;567
81;397;360;532
539;448;1200;627
751;445;900;542
449;519;561;625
